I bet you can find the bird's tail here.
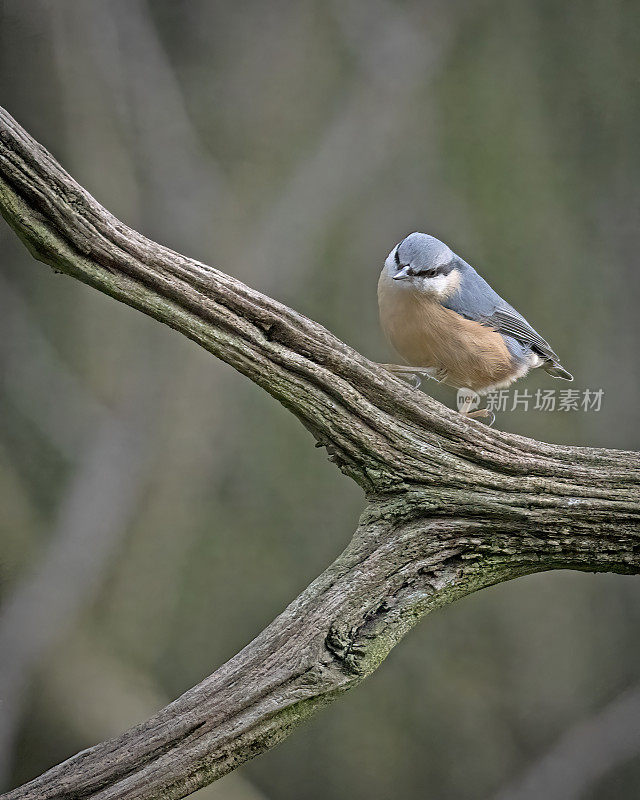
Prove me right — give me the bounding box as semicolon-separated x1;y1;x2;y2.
545;362;573;381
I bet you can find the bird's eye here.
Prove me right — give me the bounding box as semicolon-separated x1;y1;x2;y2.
394;248;400;266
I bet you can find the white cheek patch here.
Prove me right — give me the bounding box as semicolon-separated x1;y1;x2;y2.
419;269;460;298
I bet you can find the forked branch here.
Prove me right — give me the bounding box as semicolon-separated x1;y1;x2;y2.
0;106;638;800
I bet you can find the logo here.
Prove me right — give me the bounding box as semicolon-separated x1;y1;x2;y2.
455;387;604;413
456;388;480;411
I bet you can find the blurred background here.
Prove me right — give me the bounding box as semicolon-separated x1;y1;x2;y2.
1;1;639;798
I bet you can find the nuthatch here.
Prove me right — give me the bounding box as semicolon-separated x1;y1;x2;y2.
378;232;572;421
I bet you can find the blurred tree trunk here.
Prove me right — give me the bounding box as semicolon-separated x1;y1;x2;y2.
0;107;638;800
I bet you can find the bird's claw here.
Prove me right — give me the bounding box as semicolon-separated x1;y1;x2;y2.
378;364;432;390
430;369;448;384
463;407;496;427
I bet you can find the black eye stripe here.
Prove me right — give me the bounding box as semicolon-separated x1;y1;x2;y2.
414;260;454;278
394;248;400;265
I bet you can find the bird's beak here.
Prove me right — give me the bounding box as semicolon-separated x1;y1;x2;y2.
393;266;412;281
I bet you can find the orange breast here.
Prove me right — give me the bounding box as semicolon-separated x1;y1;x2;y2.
378;273;516;391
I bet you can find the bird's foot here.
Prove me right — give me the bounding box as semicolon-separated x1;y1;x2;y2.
378;364;444;389
461;407;496;427
379;363;427;389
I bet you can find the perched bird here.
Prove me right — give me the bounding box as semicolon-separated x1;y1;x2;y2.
378;232;572;419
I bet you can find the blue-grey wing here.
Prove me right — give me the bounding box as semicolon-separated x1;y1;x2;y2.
444;259;570;374
443;259;506;319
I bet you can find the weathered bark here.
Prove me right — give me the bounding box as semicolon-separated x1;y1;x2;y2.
0;105;638;800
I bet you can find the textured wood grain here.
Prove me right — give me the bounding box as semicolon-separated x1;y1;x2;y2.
0;105;638;800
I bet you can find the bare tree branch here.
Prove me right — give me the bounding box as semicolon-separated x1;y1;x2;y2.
44;630;271;800
0;106;638;800
493;682;640;800
241;0;450;290
0;373;154;786
0;274;159;787
46;0;231;256
0;273;108;459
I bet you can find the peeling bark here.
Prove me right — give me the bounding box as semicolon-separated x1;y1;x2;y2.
0;106;638;800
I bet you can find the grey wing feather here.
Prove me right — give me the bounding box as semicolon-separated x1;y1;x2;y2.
444;258;572;378
488;307;560;362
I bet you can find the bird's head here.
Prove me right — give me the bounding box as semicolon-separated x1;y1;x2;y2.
383;232;460;298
